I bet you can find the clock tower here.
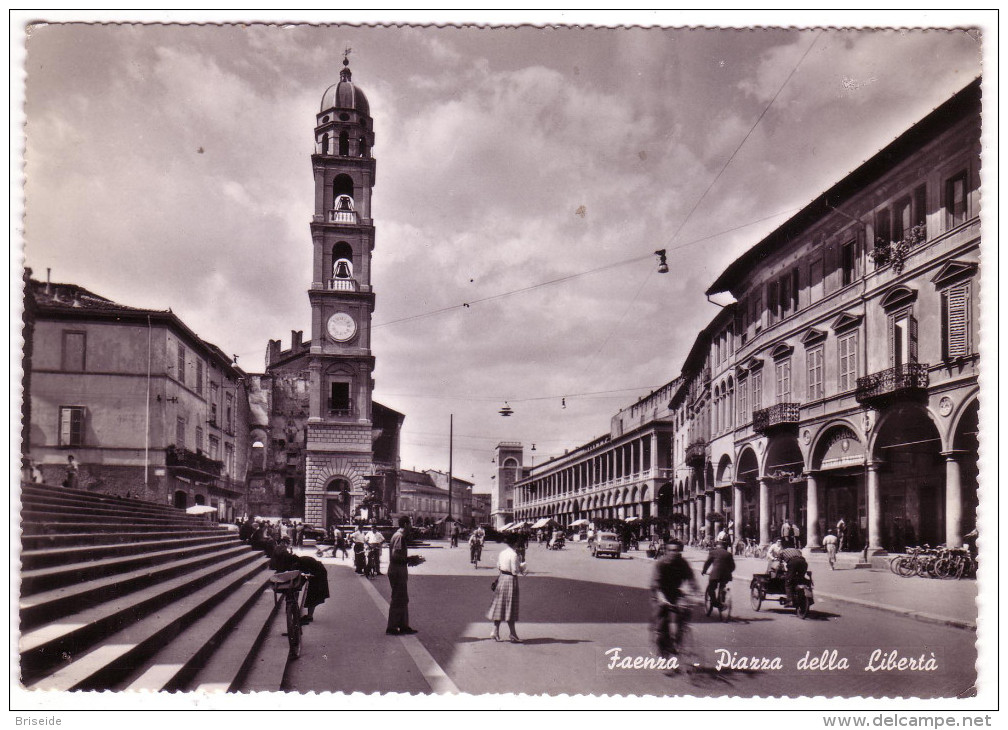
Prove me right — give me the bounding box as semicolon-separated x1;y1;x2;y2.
304;54;381;528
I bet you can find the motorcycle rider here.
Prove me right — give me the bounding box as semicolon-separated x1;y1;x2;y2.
778;545;808;606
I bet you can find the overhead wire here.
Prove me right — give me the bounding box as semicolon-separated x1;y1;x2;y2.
371;206;800;330
664;31;823;249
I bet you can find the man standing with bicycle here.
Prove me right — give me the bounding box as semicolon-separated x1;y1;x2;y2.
651;539;698;660
701;538;735;612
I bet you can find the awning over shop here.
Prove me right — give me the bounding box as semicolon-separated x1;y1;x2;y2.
570;519;590;528
624;516;642;524
531;517;554;529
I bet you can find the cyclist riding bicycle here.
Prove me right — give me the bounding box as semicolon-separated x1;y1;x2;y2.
701;538;735;609
469;529;484;566
651;539;698;659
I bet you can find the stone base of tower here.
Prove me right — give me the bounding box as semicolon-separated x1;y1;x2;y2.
305;421;374;528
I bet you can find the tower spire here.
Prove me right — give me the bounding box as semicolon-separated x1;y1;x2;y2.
341;46;352;82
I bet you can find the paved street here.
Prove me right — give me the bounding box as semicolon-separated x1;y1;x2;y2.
282;540;977;698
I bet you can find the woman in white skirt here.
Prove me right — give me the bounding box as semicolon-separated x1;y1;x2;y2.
488;533;527;642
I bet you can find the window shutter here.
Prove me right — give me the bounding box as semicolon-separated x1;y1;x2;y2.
946;284;970;358
909;313;919;364
941;290;950;359
60;409;71;446
887;315;895;366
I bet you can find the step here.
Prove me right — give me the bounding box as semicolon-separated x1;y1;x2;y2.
19;499;210;527
21;528;229;550
234;602;290;693
20;543;253;631
190;588;280;693
20;550;266;684
21;520;220;537
19;488;201;521
19;482;186;513
121;570;272;692
21;536;243;596
21;534;237;572
20;507;210;528
26;557;268;691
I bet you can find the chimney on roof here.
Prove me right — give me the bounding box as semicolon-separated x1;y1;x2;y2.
46;268;51;295
266;339;281;367
292;330;303;349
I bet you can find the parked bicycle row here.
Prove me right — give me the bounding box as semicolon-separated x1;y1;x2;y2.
889;544;977;580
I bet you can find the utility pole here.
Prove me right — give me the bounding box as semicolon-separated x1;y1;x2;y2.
447;414;454;521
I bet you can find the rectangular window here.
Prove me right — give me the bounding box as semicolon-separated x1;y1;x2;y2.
841;240;857;286
208;435;220;460
838;332;858;392
913;184;927;229
775;360;791;403
875;208;892;248
177;345;186;385
751;370;762;412
224;443;234;475
945;171;967;228
893;196;912;243
61;331;86;372
195;360;203;396
892;313;910;368
942;283;972;359
738;377;748;424
807;346;824;401
767;280;779;325
225;392;234;431
780;272;793;317
751;291;763;334
809;256;824;303
59;406;85;446
330;382;351;412
176;417;186;447
195;426;203;452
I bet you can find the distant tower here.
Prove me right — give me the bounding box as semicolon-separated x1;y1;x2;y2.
304;52;380;528
492;442;524;529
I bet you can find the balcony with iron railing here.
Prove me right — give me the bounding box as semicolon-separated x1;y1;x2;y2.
855;363;929;406
328;401;354;418
685;440;707;468
166;445;223;480
752;402;800;435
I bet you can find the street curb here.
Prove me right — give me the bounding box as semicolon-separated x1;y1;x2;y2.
811;589;977;632
725;573;976;632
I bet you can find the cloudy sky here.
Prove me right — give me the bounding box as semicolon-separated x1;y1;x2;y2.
18;20;983;494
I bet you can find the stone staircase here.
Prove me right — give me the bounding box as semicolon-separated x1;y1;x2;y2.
17;483;288;692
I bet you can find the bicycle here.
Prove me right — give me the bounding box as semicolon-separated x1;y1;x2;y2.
364;544;381;578
270;569;310;659
663;597;700;673
470;539;483;568
704;580;733;621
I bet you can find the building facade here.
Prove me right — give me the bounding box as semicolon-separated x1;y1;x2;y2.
505;79;981;555
397;469;476;528
299;55;404;529
672;79;981;553
25;277;251;519
510;381;679;526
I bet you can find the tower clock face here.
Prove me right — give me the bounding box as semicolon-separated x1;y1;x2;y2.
326;312;357;342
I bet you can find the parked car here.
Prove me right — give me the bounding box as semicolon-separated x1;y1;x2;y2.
590;531;622;559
